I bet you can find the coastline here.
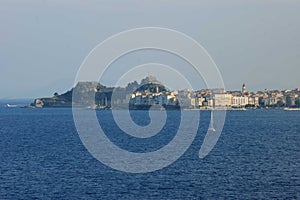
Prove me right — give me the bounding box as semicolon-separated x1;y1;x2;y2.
4;104;300;111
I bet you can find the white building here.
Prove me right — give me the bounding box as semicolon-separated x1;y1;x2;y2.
232;96;249;107
198;96;205;107
214;94;232;107
248;97;259;106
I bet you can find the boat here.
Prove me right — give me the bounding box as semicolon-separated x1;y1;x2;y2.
6;104;18;108
208;126;216;132
208;111;216;132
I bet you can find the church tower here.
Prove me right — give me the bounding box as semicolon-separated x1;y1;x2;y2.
242;83;246;95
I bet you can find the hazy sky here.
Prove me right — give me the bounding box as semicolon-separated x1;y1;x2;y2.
1;0;299;98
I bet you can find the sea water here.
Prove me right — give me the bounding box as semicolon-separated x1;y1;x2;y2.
0;102;299;199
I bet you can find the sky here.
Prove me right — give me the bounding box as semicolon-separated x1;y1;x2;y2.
1;0;300;99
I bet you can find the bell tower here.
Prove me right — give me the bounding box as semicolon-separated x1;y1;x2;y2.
242;83;246;95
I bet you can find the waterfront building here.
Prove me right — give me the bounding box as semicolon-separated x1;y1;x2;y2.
213;93;232;107
190;98;197;107
208;99;213;107
268;96;277;106
232;96;249;107
248;97;254;106
197;96;205;107
286;95;296;107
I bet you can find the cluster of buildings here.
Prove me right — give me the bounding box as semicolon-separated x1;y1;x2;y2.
129;77;300;109
128;76;178;109
194;84;300;109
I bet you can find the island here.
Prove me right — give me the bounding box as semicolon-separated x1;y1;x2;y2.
29;76;300;110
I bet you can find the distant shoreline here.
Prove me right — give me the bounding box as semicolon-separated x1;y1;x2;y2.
3;104;300;111
12;78;300;110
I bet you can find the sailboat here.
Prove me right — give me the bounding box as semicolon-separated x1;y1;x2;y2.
208;111;216;132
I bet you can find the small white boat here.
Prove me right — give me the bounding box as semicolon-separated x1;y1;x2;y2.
6;104;18;108
208;111;216;132
208;127;216;132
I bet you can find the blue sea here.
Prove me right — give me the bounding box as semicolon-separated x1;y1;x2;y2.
0;100;299;199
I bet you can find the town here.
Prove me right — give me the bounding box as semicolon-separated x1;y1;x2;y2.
127;76;300;110
32;76;300;110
